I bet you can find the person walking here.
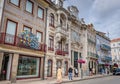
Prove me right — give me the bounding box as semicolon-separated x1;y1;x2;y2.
89;68;92;76
57;67;62;84
92;68;95;75
68;67;73;80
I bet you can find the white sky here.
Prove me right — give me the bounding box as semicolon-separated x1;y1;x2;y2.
64;0;120;39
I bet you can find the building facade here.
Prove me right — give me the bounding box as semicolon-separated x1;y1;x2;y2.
0;0;49;82
96;31;112;73
44;0;70;78
83;24;98;76
111;38;120;68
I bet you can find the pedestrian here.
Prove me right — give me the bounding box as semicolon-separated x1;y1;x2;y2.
68;67;73;80
89;68;92;76
57;67;62;84
92;68;95;75
74;67;78;77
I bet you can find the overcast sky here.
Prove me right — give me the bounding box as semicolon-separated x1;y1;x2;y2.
64;0;120;39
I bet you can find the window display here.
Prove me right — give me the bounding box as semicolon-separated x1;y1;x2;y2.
17;56;40;78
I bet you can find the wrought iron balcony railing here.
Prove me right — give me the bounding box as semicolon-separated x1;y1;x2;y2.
0;33;46;52
55;49;68;56
100;44;111;51
87;52;98;58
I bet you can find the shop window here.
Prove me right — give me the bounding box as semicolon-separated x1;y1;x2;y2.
17;56;40;78
38;7;44;20
47;60;52;77
9;0;20;7
25;0;33;14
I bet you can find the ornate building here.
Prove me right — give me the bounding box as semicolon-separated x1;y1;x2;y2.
82;24;98;76
45;0;70;78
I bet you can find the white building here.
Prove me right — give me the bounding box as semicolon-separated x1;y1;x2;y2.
111;38;120;68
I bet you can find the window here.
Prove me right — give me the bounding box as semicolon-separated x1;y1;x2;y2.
65;44;68;51
113;44;115;46
58;41;62;50
48;36;54;51
59;0;63;7
38;7;44;19
25;0;33;13
9;0;20;6
49;13;54;27
114;49;116;52
5;20;17;44
36;31;42;43
47;60;52;77
17;56;40;78
23;26;32;32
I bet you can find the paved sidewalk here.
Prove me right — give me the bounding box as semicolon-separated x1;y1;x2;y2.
0;74;112;84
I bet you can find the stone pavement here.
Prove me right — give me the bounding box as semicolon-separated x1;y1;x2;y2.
0;74;112;84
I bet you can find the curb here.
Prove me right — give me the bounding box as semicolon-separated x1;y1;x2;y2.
53;75;112;84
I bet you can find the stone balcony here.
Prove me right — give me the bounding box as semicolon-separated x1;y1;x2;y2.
55;25;69;42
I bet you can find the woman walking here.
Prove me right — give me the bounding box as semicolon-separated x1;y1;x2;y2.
57;67;62;84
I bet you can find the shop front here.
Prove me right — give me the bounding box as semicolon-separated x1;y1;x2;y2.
17;55;41;79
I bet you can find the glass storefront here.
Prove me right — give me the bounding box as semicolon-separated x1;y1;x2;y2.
17;56;40;78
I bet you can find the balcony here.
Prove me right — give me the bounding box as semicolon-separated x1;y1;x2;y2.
0;33;46;52
55;49;68;56
105;56;112;61
87;38;96;44
56;26;68;41
100;44;111;51
87;52;98;59
48;47;54;51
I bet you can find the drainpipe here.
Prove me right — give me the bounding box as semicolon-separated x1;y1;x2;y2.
0;0;5;32
42;7;48;80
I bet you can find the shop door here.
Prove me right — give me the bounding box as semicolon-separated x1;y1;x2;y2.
0;53;12;81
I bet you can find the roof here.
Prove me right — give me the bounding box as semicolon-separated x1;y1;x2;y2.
111;38;120;42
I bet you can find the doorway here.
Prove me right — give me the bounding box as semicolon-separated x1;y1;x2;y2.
0;53;12;81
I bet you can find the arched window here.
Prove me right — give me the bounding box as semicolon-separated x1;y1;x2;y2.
49;13;54;27
47;59;52;77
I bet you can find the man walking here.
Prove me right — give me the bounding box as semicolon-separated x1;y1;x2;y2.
68;67;73;80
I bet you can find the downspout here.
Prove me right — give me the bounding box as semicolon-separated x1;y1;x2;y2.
42;7;48;80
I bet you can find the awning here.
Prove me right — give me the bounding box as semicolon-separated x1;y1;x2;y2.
77;59;85;64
